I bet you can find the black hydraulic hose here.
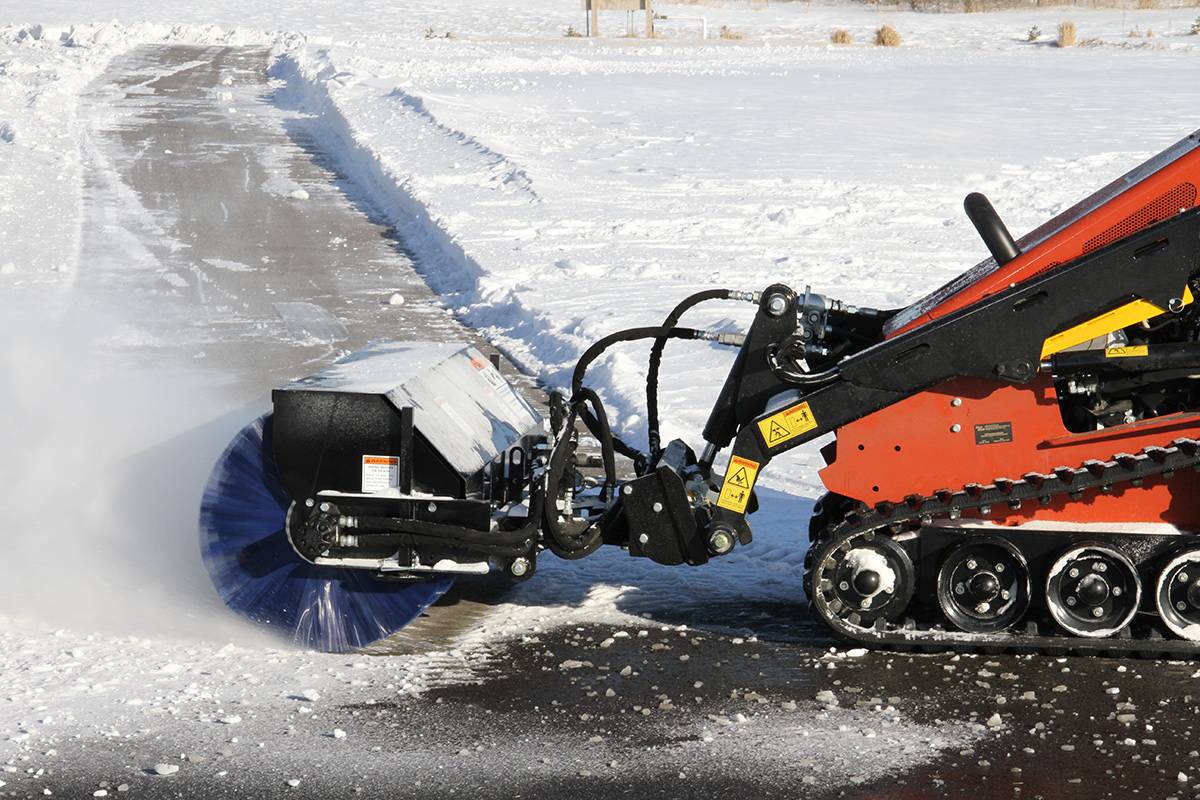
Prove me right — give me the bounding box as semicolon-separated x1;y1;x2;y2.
541;395;606;558
355;516;533;547
575;387;617;500
646;289;736;462
570;325;706;472
539;324;708;558
342;469;548;560
771;362;841;387
571;326;706;396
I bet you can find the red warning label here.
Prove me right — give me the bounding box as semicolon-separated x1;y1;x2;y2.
362;455;399;493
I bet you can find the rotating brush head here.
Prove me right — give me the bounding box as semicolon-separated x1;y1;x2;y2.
199;413;452;652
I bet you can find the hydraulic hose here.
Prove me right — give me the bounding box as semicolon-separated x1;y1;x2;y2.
541;324;711;557
570;325;707;473
646;289;739;463
542;389;611;558
346;482;546;559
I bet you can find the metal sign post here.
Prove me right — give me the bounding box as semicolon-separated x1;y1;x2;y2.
583;0;654;37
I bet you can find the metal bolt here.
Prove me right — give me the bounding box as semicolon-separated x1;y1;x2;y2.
1180;571;1190;583
638;533;650;545
966;559;977;570
839;581;851;592
1112;586;1122;597
1000;590;1011;600
951;398;963;408
950;424;962;433
305;498;315;508
860;597;873;609
623;485;634;496
319;502;331;512
510;557;530;577
765;294;789;317
1066;596;1077;607
1095;562;1107;573
1170;297;1185;313
1069;568;1080;579
995;563;1005;573
975;602;990;614
1178;601;1189;612
652;502;663;513
954;583;965;596
708;529;736;555
1092;607;1105;618
427;502;438;512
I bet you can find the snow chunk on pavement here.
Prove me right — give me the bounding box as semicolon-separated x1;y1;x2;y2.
152;764;179;776
559;659;590;670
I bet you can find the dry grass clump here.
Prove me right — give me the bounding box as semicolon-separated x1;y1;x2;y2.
564;25;582;37
719;25;744;40
1025;25;1041;41
875;25;902;46
830;28;853;44
1137;0;1154;9
1057;20;1076;47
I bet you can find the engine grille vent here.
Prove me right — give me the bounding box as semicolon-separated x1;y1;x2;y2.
1082;182;1197;255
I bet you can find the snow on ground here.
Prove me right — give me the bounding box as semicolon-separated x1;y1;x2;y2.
2;2;1200;789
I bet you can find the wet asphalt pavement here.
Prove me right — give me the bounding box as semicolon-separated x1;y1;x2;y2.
33;43;1200;800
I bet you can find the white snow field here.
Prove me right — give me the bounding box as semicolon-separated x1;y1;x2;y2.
3;0;1200;794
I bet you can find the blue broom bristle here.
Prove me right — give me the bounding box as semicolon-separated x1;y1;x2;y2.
199;414;453;652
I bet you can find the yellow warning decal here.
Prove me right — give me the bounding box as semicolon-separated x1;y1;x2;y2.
757;402;819;449
1105;345;1149;358
717;455;760;514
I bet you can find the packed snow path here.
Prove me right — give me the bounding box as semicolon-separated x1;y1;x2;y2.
78;44;488;384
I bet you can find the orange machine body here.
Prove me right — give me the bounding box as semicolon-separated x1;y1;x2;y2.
821;139;1200;527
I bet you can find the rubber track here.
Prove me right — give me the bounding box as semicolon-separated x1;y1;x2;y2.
804;435;1200;658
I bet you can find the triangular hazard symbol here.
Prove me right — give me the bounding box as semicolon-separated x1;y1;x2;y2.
729;466;750;488
767;419;790;444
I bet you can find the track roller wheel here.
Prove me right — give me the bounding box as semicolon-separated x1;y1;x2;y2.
199;414;453;652
810;529;914;632
1045;542;1140;638
936;536;1030;633
1154;548;1200;641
